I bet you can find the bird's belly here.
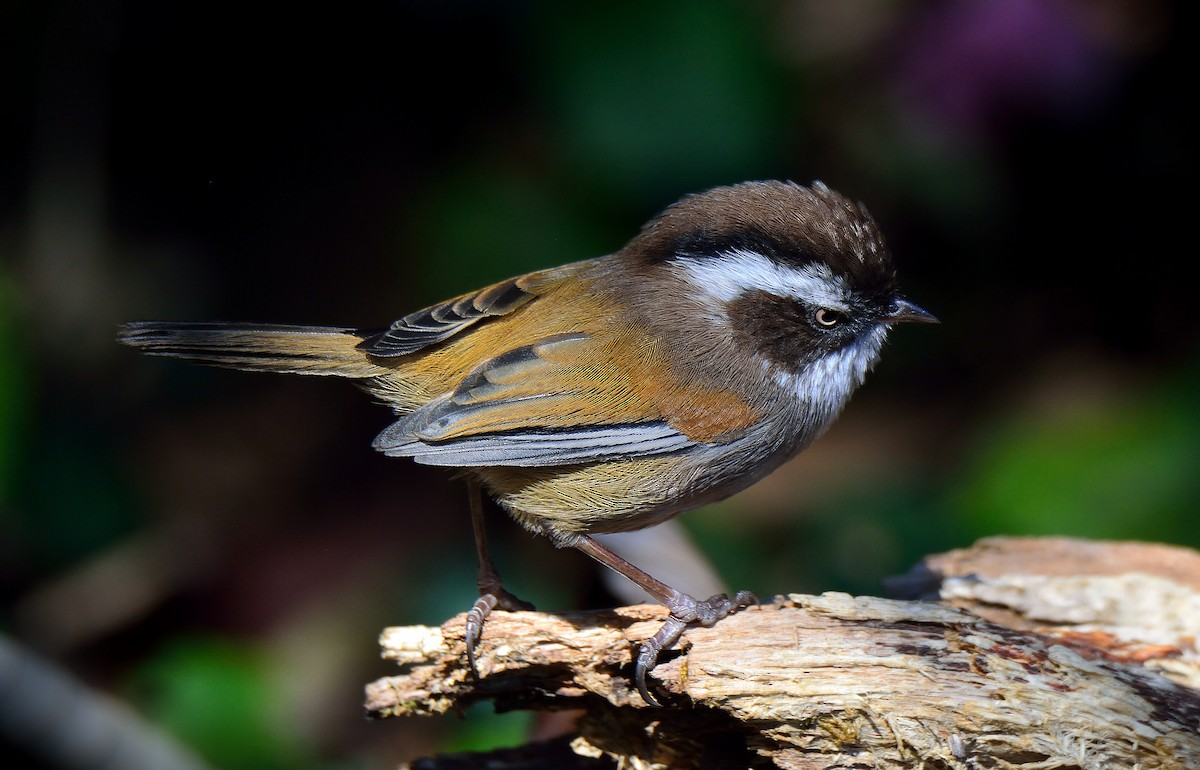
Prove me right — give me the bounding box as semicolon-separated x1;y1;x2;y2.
474;425;805;542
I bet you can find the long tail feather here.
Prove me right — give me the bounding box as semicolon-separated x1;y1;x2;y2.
117;321;391;378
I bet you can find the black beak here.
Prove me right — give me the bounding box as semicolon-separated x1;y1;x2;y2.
885;297;939;325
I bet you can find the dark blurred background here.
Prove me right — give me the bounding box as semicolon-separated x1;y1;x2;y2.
1;1;1196;767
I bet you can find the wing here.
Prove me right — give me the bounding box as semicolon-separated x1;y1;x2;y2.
372;331;759;468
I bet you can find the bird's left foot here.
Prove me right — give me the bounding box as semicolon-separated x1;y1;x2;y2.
635;590;758;706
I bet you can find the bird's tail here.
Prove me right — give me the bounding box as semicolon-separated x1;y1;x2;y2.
117;322;392;378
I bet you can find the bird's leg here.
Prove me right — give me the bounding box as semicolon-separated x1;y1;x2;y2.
464;481;534;678
572;534;757;706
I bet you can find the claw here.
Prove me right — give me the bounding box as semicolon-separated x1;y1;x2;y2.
634;591;759;705
464;593;498;679
634;615;687;706
464;588;535;679
732;590;758;610
635;646;661;706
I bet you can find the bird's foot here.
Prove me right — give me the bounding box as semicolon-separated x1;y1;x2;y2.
465;587;535;678
635;589;758;706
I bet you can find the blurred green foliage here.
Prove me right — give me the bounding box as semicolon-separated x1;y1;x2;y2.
19;429;141;569
689;478;968;598
407;166;610;300
127;637;308;770
952;365;1200;545
532;0;784;198
442;704;533;755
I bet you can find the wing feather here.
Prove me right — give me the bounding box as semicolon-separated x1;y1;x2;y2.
358;276;538;357
372;332;703;466
376;423;693;467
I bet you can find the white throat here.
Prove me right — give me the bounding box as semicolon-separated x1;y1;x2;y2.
774;324;888;422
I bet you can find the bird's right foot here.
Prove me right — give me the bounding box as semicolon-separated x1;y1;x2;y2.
464;587;534;678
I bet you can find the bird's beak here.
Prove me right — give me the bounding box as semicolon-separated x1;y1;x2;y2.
885;297;939;325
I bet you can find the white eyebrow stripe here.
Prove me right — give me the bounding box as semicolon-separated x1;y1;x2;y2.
672;248;851;310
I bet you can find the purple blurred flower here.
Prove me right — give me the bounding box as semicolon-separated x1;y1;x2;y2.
895;0;1115;141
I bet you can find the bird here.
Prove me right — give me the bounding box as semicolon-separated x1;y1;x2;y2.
118;180;937;705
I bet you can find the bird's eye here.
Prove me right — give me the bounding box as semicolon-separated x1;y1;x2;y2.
814;308;842;328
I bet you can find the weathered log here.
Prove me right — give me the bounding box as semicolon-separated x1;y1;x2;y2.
367;537;1200;769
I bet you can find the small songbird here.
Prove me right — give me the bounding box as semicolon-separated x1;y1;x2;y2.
119;181;936;704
